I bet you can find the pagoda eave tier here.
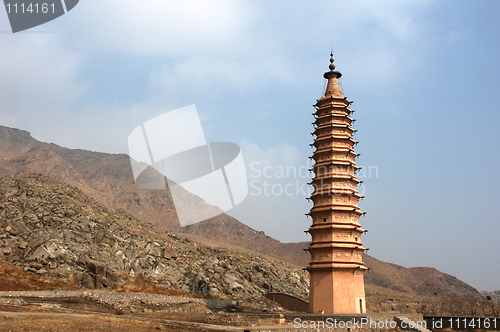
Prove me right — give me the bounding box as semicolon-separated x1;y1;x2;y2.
310;154;357;162
314;113;354;121
309;180;359;187
312;142;357;150
309;240;364;247
307;224;363;232
309;224;363;230
308;206;364;214
313;130;356;137
315;107;352;115
309;224;365;232
312;167;360;175
313;122;353;129
310;176;361;184
313;148;358;157
308;243;366;249
312;135;356;142
309;203;361;209
313;133;353;141
310;205;361;213
310;159;360;167
315;96;351;105
308;263;368;270
309;192;363;199
311;152;357;161
312;136;357;146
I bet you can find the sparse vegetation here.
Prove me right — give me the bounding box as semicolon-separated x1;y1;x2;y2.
481;290;500;317
417;291;500;317
0;260;72;291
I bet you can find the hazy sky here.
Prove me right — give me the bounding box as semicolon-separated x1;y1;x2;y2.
1;1;499;291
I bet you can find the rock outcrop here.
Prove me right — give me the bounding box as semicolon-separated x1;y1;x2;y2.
0;174;309;300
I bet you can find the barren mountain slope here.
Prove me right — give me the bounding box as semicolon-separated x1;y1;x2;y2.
0;126;181;231
0;142;106;203
0;126;42;160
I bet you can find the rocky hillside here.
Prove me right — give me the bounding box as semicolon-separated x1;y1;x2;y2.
0;174;309;300
0;125;479;297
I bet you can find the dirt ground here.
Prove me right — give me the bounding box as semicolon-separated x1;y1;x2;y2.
0;311;194;331
0;302;239;332
0;295;279;331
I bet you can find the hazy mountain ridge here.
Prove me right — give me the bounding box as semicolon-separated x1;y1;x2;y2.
0;125;479;296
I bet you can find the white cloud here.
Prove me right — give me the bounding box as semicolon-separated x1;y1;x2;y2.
149;54;293;102
257;0;437;85
0;34;89;124
66;0;253;56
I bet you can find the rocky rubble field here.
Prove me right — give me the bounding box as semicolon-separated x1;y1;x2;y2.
0;174;309;302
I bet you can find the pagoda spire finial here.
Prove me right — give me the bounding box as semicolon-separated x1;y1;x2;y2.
329;52;336;71
324;52;342;79
323;52;343;98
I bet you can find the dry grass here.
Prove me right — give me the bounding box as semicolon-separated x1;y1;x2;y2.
0;260;74;291
115;278;187;296
115;276;219;300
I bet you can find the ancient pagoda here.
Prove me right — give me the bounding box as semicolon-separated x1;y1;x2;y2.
306;53;367;314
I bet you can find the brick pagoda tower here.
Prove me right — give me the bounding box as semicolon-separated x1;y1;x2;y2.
306;53;367;314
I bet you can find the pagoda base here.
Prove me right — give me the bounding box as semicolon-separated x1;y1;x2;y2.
308;268;366;314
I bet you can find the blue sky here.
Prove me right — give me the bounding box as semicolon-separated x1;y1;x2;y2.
1;1;499;291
